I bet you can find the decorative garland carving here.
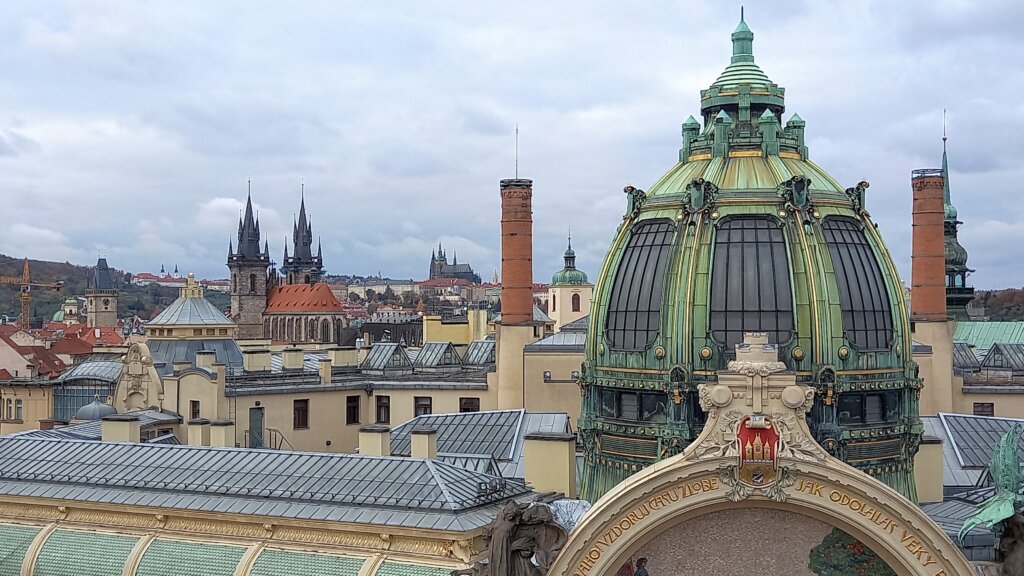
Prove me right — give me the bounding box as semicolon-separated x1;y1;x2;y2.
726;360;787;376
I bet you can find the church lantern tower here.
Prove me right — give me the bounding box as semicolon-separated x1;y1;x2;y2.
941;137;974;320
227;188;272;340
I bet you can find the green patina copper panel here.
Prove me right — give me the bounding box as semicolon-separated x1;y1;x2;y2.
33;529;138;576
250;549;365;576
136;539;246;576
0;524;40;576
375;562;453;576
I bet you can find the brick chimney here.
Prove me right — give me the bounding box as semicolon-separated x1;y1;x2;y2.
911;169;947;321
500;179;534;324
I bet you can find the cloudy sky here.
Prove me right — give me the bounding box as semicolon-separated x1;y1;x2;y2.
1;1;1021;288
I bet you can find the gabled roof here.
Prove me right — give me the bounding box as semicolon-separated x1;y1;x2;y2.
920;416;980;489
560;315;589;333
50;336;93;356
492;305;553;325
390;409;572;477
524;330;586;352
265;283;343;313
463;340;495;365
413;342;462;368
0;334;66;377
0;437;529;531
981;343;1024;371
360;343;412;371
952;341;980;372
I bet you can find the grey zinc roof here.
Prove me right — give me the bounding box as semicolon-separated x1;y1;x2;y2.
390;409;572;477
921;496;996;560
560;315;589;332
269;351;327;373
53;359;124;383
939;412;1024;469
952;342;981;372
413;342;462;368
0;437;529;531
982;343;1024;372
361;343;412;371
148;338;244;375
12;409;182;441
524;330;587;352
464;340;495;365
491;305;552;325
148;294;232;325
920;416;981;489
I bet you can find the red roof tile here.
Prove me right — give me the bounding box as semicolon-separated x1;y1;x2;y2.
50;336;93;356
0;369;12;379
265;283;344;313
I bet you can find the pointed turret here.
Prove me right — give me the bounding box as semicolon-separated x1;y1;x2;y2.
280;186;325;284
940;134;974;319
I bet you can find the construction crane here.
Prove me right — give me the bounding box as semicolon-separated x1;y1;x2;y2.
0;259;63;328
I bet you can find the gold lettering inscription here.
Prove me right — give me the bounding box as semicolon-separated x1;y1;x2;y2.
572;477;720;575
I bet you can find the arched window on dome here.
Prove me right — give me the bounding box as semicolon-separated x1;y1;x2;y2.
822;218;893;351
605;220;675;351
572;293;581;312
709;217;795;350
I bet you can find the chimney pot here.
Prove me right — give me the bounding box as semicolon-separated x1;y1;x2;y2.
358;424;391;456
911;172;947;322
410;426;438;460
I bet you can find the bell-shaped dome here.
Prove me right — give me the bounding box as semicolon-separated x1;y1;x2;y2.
579;11;919;503
551;238;590;285
75;398;117;421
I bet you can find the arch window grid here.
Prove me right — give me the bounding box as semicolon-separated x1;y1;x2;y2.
822;218;894;351
709;217;795;349
605;220;675;351
572;293;581;312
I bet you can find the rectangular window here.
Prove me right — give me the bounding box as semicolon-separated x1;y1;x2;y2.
219;329;228;336
619;392;639;420
459;397;480;413
822;218;894;350
640;393;667;423
346;395;360;424
974;402;995;417
193;329;203;336
293;399;309;429
190;400;200;420
4;399;11;420
376;395;391;424
606;220;675;350
837;392;900;425
709;218;794;349
15;400;22;421
599;388;617;419
414;396;432;417
206;329;215;336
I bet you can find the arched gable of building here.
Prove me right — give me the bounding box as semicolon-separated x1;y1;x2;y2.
552;337;973;576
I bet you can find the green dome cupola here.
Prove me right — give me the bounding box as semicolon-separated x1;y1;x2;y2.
551;236;589;286
579;12;921;502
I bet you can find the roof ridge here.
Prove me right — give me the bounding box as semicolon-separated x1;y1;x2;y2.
423;459;459;511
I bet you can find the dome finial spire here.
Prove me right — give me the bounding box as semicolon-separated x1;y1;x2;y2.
731;6;754;63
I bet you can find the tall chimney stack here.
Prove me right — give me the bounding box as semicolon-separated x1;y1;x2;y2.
500;179;534;324
911;169;947;322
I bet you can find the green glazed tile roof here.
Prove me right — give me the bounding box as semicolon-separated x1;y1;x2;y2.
250;549;365;576
0;524;40;576
374;561;453;576
34;529;138;576
953;322;1024;351
137;539;246;576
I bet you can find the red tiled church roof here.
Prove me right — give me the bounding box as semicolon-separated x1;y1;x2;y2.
265;283;344;313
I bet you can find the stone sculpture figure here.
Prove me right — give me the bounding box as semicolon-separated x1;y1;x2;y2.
960;424;1024;575
455;501;569;576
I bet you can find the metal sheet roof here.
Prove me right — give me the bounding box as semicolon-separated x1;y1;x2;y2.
952;342;981;372
524;331;587;352
920;416;980;489
0;437;528;531
560;315;589;333
463;340;495;365
148;293;233;326
952;322;1024;352
12;409;181;441
53;359;124;383
413;342;462;368
360;343;412;371
148;339;243;375
939;412;1024;469
982;343;1024;371
390;410;572;478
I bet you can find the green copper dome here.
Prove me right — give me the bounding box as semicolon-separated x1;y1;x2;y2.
551;237;589;285
579;12;920;503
